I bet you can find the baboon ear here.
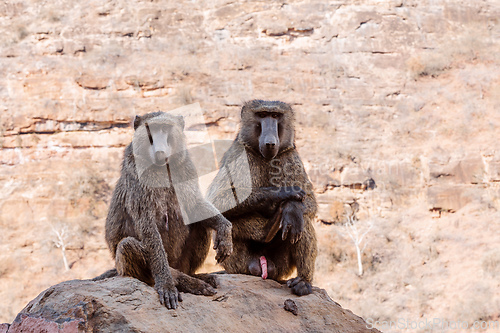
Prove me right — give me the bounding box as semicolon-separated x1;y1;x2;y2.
240;102;248;117
176;115;185;130
133;115;141;130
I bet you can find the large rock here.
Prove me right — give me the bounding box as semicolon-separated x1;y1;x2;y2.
2;274;378;333
1;0;499;328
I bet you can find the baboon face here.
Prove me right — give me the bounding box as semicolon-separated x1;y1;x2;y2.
255;110;283;160
133;112;186;167
240;100;294;160
145;122;173;166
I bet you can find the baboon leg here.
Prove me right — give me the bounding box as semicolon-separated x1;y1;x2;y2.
117;237;216;296
288;221;317;296
176;223;212;275
115;237;154;286
174;223;219;289
170;268;216;296
293;220;317;282
222;241;253;275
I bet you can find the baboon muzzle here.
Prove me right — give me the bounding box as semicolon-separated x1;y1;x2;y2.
259;117;279;160
155;151;168;165
148;125;170;166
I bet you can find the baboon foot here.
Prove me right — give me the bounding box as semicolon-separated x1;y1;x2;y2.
175;273;217;296
193;273;219;288
287;277;313;296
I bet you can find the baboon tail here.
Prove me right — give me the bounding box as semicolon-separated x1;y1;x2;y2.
91;268;118;281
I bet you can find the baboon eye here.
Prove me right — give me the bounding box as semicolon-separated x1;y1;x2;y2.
256;112;267;118
272;113;279;118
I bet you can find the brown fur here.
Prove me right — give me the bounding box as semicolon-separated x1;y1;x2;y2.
97;111;232;309
206;100;318;296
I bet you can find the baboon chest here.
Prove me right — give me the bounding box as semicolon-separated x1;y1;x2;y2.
152;188;188;242
249;152;296;187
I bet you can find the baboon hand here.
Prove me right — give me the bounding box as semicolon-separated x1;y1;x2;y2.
280;202;304;244
287;277;313;296
155;280;182;310
214;225;233;263
278;186;306;202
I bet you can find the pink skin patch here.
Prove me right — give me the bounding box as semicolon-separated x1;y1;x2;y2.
260;256;268;279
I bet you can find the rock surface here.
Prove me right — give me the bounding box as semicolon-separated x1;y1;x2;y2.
1;274;378;333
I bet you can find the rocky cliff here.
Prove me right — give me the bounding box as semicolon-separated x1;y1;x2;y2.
1;0;499;331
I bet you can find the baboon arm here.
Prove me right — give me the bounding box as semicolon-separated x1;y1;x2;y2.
178;181;227;226
183;197;234;264
212;186;301;220
191;201;233;240
207;182;255;220
140;225;171;280
176;181;232;232
207;144;273;219
216;188;267;219
176;180;233;264
287;152;318;219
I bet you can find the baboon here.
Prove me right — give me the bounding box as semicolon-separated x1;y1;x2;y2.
206;100;317;296
99;111;233;309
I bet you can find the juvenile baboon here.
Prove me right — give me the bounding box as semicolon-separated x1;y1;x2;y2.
206;100;317;296
101;111;232;309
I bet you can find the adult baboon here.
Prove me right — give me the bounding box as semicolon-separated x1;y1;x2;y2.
100;111;232;309
206;100;317;296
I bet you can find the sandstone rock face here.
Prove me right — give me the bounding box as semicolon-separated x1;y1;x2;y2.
1;0;499;330
2;275;378;333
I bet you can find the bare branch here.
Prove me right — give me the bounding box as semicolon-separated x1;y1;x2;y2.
51;225;70;271
341;203;375;276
